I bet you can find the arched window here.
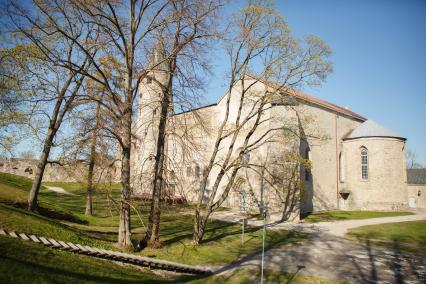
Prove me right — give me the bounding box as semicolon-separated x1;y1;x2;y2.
194;164;201;177
339;152;344;182
361;147;368;180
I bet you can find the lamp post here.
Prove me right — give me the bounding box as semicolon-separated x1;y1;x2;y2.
260;202;268;284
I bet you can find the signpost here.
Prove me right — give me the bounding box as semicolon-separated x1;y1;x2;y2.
240;192;248;245
260;202;268;284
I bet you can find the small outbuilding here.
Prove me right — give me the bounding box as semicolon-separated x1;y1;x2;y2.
407;168;426;209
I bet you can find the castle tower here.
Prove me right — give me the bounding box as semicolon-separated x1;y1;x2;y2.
340;120;408;210
132;44;170;194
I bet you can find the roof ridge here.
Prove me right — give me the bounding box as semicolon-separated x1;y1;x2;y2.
244;75;366;121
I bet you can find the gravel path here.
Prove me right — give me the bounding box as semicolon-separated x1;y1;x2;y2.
211;211;426;237
211;211;426;283
45;186;77;196
215;230;426;283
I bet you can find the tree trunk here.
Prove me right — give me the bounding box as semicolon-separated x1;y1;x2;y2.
85;101;101;216
85;140;96;216
117;111;132;248
27;127;56;212
146;88;171;247
192;208;210;245
27;74;76;212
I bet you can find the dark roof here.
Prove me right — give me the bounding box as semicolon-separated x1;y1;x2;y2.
343;120;406;141
407;168;426;185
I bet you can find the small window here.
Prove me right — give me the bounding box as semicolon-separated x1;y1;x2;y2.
194;164;201;177
339;152;344;182
361;147;368;180
186;166;192;177
170;170;176;182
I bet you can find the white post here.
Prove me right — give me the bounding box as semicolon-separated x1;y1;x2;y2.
260;203;268;284
260;217;265;284
242;217;245;244
240;192;247;245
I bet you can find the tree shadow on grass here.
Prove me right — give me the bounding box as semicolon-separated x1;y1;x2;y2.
0;204;118;243
200;225;262;244
349;234;426;283
0;255;172;284
162;221;236;246
10;201;88;225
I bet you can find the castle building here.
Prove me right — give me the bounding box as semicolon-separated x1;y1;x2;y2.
131;68;412;219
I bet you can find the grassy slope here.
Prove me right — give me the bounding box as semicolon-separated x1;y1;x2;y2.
347;220;426;255
0;172;306;282
0;236;338;284
0;237;167;284
303;210;414;223
42;177;305;265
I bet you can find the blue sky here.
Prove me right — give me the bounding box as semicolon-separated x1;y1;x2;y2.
204;0;426;165
10;0;426;165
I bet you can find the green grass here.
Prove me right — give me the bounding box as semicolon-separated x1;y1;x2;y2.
142;219;303;265
347;220;426;255
0;236;337;284
302;210;414;223
0;236;168;284
0;172;304;271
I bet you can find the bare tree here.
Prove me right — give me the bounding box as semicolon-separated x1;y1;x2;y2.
192;1;332;244
143;0;222;247
406;149;423;169
3;1;96;212
8;0;207;248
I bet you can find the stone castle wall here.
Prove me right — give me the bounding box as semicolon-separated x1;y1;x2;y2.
341;137;408;211
0;158;116;183
131;76;411;216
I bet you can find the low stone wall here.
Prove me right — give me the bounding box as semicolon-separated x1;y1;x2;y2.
407;184;426;209
0;158;116;183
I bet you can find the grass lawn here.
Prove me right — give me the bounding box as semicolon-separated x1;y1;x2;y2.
0;236;167;284
0;235;338;284
0;172;306;282
302;210;414;223
347;220;426;255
